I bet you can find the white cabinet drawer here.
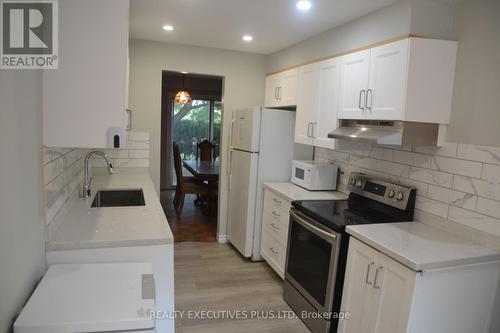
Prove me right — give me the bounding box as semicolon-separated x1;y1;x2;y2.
260;224;287;278
264;189;291;212
262;210;289;246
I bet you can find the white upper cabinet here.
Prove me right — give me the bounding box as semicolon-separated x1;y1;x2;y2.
338;38;457;123
338;50;370;120
264;68;298;108
295;58;341;148
315;58;341;149
366;40;409;120
43;0;129;148
295;64;319;145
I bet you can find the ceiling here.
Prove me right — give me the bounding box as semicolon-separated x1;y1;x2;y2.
129;0;398;55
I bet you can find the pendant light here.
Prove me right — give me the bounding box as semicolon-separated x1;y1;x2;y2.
175;73;192;103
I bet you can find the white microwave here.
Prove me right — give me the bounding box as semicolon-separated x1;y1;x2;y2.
291;160;338;191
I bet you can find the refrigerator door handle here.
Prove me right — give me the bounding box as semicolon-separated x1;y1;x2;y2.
227;150;233;176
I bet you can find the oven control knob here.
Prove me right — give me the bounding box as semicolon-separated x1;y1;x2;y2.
396;192;404;201
388;190;395;198
356;180;363;188
351;178;357;186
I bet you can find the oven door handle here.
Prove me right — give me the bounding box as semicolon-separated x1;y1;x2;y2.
290;210;337;242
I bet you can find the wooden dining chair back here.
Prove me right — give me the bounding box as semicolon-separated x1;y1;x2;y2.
197;139;215;162
173;142;208;215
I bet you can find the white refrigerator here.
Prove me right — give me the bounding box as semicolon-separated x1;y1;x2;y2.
227;107;310;260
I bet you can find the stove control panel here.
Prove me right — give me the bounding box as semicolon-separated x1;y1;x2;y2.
347;173;416;210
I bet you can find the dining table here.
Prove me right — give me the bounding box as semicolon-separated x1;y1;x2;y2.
182;159;220;215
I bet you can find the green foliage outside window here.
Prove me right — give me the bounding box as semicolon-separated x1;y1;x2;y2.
173;100;221;160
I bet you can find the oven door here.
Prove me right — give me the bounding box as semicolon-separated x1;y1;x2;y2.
285;208;341;313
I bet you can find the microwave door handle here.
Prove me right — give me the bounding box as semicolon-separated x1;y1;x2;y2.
291;210;337;242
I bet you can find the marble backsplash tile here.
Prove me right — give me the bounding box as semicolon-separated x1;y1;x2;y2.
316;141;500;237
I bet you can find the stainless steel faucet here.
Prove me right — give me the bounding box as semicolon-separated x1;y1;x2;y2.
82;151;114;198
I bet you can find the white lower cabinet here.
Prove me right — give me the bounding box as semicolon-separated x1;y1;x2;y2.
339;238;500;333
260;189;292;278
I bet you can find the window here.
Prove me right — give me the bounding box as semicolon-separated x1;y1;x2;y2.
172;99;222;160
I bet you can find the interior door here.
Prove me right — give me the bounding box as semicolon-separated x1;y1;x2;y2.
315;58;341;149
369;252;415;333
295;64;319;145
227;149;259;257
366;39;409;120
338;238;378;333
338;50;370;120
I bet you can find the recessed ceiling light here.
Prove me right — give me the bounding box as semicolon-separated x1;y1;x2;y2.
242;35;253;42
162;25;174;31
181;71;188;74
296;0;312;11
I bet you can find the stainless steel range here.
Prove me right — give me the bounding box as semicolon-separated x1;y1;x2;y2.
283;173;417;333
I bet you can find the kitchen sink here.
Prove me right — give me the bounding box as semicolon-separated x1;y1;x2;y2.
91;189;145;208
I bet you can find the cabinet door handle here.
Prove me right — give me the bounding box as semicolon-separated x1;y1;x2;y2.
269;247;279;255
307;122;312;137
365;262;374;285
272;198;282;205
126;109;132;131
366;89;373;110
278;87;282;100
311;122;317;138
374;266;383;289
359;90;366;110
275;87;278;100
270;222;280;230
272;211;281;218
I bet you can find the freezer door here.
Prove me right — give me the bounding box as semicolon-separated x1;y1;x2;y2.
230;108;261;152
227;149;259;257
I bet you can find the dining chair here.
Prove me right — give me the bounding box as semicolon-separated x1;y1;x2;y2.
196;139;216;162
173;143;208;215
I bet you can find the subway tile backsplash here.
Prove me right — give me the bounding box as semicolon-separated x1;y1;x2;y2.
315;141;500;237
42;132;150;236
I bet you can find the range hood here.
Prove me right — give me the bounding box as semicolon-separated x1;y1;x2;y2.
328;120;443;146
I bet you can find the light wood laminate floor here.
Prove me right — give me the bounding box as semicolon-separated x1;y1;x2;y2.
174;242;310;333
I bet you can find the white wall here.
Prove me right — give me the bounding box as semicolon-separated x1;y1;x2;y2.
0;71;45;332
447;0;500;146
266;0;413;73
128;39;267;239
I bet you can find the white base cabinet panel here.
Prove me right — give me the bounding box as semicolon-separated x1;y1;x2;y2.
260;189;292;278
46;244;174;333
339;238;500;333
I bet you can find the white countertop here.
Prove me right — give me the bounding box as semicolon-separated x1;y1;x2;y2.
264;182;348;202
47;174;173;251
347;222;500;271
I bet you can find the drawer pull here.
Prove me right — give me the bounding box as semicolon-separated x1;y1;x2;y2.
270;222;280;230
269;247;279;255
272;198;282;204
272;211;280;218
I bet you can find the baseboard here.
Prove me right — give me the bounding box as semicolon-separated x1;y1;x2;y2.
217;234;228;243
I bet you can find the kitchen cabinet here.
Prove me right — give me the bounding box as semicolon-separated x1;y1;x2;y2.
295;64;319;145
43;0;129;148
338;38;457;123
264;68;298;108
339;237;500;333
295;58;340;149
260;189;292;278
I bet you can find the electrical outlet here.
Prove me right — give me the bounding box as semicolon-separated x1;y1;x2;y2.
485;177;499;198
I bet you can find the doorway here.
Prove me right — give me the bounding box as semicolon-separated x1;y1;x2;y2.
159;71;224;242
